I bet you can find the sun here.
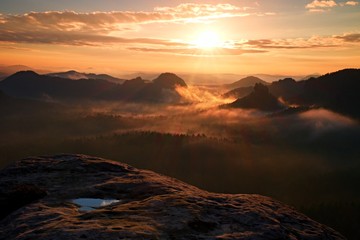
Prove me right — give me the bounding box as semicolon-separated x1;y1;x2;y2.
192;31;222;49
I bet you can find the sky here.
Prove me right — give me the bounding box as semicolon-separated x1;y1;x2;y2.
0;0;359;77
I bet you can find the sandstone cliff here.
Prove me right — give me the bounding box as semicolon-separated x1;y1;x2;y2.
0;154;344;239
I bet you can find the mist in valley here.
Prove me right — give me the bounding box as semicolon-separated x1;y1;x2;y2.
1;81;360;237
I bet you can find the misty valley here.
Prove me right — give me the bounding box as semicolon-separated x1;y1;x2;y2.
1;0;360;238
0;68;360;238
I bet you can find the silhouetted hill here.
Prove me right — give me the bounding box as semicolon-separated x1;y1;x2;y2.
225;76;268;89
48;70;125;84
222;77;302;100
0;74;6;81
269;78;305;100
0;71;187;104
0;71;115;101
0;65;35;77
102;77;149;101
222;77;303;100
224;83;284;111
101;73;186;103
130;73;187;103
153;72;187;88
0;154;345;239
0;90;7;100
222;86;253;99
298;69;360;118
301;74;321;81
222;69;360;118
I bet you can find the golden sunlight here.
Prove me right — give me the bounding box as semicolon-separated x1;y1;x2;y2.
192;31;223;49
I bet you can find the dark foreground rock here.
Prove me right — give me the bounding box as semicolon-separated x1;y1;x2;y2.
0;154;344;239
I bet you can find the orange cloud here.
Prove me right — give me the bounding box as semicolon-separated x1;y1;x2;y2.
344;1;359;5
306;0;359;11
154;3;248;17
0;30;188;47
306;0;337;9
0;3;251;34
241;34;360;49
126;33;360;55
0;3;256;46
127;47;266;56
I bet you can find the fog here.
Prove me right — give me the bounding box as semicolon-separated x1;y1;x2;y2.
1;87;360;238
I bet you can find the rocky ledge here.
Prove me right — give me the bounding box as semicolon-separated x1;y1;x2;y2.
0;154;344;239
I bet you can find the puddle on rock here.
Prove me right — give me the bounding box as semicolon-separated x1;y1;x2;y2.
72;198;121;211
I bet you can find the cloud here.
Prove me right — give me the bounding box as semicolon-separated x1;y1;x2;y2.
306;0;359;11
0;3;257;47
0;2;358;57
241;34;360;49
243;38;333;49
154;3;244;15
306;0;337;9
344;1;359;5
0;3;251;32
128;47;266;56
308;8;327;12
127;33;360;55
334;33;360;42
0;29;188;47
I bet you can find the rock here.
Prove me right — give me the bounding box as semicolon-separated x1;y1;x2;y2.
0;184;47;220
153;73;187;89
0;154;344;239
224;83;284;111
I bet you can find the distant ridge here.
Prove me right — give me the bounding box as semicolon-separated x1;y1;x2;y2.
0;65;34;76
1;68;360;117
297;68;360;118
301;74;321;81
0;71;115;100
0;71;187;104
47;70;125;84
225;76;268;89
222;68;360;118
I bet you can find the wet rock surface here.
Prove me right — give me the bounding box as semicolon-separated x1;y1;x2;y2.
0;154;345;239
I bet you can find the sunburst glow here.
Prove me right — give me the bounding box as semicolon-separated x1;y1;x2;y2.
192;31;223;49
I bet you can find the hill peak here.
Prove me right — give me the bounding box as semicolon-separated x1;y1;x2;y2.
10;70;40;78
47;70;125;83
153;72;187;88
253;82;270;94
243;76;263;81
226;76;268;89
276;78;296;84
225;84;284;111
64;70;79;74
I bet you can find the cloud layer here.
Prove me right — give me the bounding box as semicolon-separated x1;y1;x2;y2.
0;3;250;37
0;3;254;48
306;0;359;12
0;3;359;56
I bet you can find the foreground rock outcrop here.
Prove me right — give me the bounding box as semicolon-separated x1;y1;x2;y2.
0;154;344;239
